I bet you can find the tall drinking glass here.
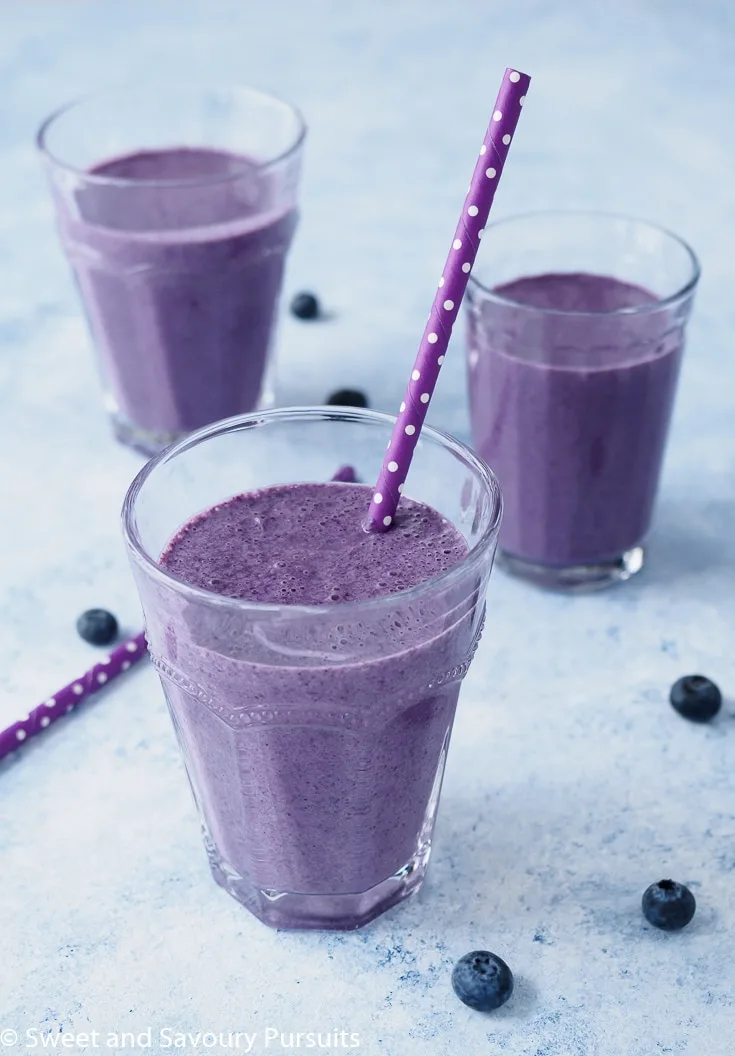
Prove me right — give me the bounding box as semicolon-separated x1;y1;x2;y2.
466;211;700;590
39;84;305;455
122;408;502;930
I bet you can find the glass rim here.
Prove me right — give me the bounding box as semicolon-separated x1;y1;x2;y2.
122;406;503;617
468;209;701;318
36;81;307;189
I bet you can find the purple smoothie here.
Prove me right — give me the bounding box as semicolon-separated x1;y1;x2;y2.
153;482;477;928
55;147;297;442
468;272;685;566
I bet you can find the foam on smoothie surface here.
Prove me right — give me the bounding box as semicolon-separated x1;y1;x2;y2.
493;271;658;313
91;147;251;182
160;482;467;604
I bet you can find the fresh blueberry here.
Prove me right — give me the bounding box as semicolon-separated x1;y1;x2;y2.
642;879;696;931
451;950;514;1012
326;388;369;408
290;291;320;320
669;675;722;723
76;608;119;646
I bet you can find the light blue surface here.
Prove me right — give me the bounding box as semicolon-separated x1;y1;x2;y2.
2;2;735;1053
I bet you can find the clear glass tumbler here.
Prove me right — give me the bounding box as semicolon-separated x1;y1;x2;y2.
122;407;502;930
466;211;700;590
38;84;306;455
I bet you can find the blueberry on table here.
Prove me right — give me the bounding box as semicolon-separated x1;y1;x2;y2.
76;608;119;646
642;879;696;931
451;950;514;1011
669;675;722;723
326;388;369;408
290;291;320;320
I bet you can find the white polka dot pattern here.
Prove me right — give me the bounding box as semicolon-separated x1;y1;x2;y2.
0;632;148;762
366;66;530;532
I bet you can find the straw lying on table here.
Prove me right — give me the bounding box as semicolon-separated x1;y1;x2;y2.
366;66;530;532
0;466;361;763
0;631;148;763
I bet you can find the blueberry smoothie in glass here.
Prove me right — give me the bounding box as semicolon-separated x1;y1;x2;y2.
62;148;297;441
466;213;699;590
39;85;305;455
123;408;502;930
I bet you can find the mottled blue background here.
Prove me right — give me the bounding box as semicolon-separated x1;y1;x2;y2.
1;2;734;1053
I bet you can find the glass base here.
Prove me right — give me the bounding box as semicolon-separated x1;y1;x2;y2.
498;545;645;592
109;383;276;458
111;410;188;457
205;834;432;931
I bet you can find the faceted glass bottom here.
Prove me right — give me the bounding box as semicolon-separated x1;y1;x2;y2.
204;830;433;931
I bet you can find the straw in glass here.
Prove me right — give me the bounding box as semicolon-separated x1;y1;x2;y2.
366;66;530;532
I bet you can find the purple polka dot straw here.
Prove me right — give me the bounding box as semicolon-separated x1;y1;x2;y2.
366;67;530;532
0;631;148;764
